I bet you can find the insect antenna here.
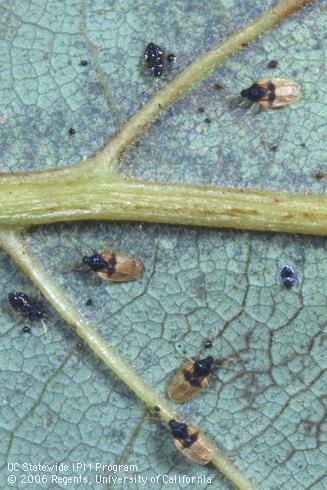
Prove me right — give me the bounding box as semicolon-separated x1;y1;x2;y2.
62;237;95;273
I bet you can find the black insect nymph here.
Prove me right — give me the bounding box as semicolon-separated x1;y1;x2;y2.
82;254;107;272
281;266;297;288
144;42;164;77
8;292;43;321
240;83;267;102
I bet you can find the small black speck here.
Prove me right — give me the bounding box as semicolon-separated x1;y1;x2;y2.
198;107;205;113
204;118;211;124
303;421;314;434
167;53;176;63
215;358;224;367
213;82;224;90
68;128;76;135
23;326;31;333
241;42;249;48
79;60;88;66
204;339;213;349
154;405;161;412
85;299;93;306
300;143;306;148
269;145;278;152
315;172;326;180
267;60;278;69
281;266;297;288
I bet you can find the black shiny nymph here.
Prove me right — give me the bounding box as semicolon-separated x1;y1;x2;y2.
281;266;297;288
8;292;43;321
144;42;164;77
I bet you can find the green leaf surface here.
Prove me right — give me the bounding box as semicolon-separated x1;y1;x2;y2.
0;1;326;489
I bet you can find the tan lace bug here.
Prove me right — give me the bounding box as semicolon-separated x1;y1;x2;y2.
82;251;143;282
168;356;214;404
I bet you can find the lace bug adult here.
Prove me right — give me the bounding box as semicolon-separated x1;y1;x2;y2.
82;251;143;282
168;356;214;403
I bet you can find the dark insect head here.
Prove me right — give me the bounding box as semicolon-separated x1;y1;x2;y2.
8;291;24;309
193;356;214;377
169;420;189;440
240;83;268;102
82;254;107;272
166;53;176;63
